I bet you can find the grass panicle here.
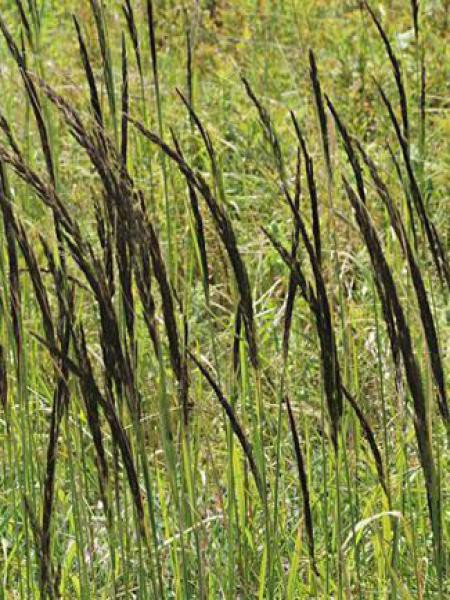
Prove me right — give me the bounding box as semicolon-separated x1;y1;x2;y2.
188;350;263;499
364;1;409;145
309;49;331;180
130;116;259;369
342;176;442;572
285;396;317;575
122;0;142;78
356;140;449;435
375;81;450;288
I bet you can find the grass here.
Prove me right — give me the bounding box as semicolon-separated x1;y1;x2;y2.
0;1;449;598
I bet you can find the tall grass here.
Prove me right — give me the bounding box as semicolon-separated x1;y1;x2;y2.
0;1;448;598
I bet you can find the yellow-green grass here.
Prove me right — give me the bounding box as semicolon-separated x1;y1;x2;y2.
0;1;449;598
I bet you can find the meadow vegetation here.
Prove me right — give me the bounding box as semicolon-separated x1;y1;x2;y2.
0;0;449;597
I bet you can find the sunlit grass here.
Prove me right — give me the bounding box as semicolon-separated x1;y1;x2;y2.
0;1;449;598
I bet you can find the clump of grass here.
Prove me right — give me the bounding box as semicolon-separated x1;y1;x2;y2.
356;140;450;438
0;3;448;598
364;2;450;288
342;176;443;584
129;115;260;370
